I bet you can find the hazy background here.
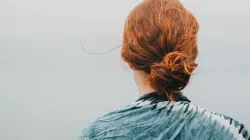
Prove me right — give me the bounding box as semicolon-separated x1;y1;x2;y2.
0;0;250;140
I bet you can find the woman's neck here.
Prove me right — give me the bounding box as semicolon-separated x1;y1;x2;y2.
138;86;156;97
133;70;156;97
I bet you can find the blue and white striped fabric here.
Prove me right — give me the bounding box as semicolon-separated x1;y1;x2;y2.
78;92;250;140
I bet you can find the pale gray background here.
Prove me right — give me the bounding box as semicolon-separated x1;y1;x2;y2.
0;0;250;140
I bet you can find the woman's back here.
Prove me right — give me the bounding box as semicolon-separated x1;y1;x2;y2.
79;0;249;139
79;92;249;140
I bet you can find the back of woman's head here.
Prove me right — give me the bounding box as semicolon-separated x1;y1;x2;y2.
121;0;199;100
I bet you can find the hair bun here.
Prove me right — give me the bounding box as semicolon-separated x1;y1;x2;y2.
147;51;197;96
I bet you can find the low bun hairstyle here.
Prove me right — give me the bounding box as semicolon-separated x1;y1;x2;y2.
121;0;199;100
148;52;197;99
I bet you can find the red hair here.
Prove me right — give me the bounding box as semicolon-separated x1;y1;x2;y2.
121;0;199;100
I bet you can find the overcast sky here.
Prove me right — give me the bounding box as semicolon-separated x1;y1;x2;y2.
0;0;250;140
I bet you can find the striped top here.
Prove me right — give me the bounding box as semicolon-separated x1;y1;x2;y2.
78;92;250;140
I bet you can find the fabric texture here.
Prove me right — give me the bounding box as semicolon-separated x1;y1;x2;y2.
78;92;250;140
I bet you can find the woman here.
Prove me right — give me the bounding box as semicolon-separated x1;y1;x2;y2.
78;0;250;139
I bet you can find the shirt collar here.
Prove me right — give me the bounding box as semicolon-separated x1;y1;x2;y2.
136;91;191;102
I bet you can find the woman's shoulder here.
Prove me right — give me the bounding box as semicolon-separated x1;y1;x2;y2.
181;102;250;140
